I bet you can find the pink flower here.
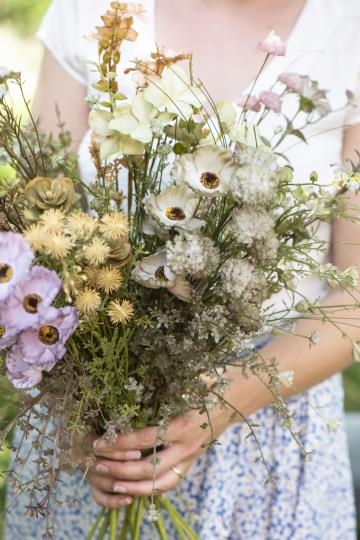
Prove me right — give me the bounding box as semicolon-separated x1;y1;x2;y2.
278;72;305;94
258;30;286;56
259;90;282;113
0;232;34;301
0;310;18;350
237;95;262;112
4;266;62;333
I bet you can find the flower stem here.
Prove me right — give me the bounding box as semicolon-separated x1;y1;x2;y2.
109;508;119;540
86;508;105;539
132;497;144;539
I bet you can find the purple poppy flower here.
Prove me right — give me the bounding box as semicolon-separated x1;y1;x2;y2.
0;232;34;301
6;350;43;389
4;265;62;332
16;305;78;369
0;308;18;350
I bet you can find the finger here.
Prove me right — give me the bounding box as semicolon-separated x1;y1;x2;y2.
110;460;192;497
91;486;133;509
93;426;161;453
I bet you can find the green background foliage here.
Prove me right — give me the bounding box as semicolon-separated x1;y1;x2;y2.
0;0;51;36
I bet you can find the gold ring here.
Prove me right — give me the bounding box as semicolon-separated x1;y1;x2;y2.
171;466;184;479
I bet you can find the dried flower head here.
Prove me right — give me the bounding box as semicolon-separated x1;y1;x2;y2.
66;212;98;239
107;299;134;324
23;224;48;252
83;237;111;265
76;287;101;316
96;266;123;293
39;208;66;233
99;213;129;241
44;233;73;259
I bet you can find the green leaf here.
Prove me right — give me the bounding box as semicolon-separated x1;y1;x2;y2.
290;129;307;144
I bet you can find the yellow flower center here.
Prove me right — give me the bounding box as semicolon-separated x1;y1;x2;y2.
23;293;42;314
38;325;59;345
0;326;5;338
165;207;186;221
155;266;168;281
200;171;220;190
0;263;13;283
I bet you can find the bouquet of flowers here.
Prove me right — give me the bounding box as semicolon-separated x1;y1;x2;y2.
0;2;359;539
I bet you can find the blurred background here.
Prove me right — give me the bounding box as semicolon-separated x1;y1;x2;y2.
0;0;359;537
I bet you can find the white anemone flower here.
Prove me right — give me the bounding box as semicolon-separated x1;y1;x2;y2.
171;145;237;196
143;65;204;120
108;93;173;144
88;109;144;159
145;185;205;231
132;251;192;302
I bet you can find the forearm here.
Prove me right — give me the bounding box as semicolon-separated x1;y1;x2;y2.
223;288;360;420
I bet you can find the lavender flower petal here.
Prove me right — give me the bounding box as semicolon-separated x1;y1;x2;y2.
0;232;34;301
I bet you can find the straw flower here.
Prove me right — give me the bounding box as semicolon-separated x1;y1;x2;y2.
66;212;98;239
76;287;101;315
23;224;48;252
39;208;66;233
83;237;111;265
44;233;73;259
96;266;123;293
99;213;129;241
107;299;134;324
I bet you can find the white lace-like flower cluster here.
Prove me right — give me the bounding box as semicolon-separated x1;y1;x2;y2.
166;233;220;278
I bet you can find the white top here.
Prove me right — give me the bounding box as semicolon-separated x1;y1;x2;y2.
37;0;360;307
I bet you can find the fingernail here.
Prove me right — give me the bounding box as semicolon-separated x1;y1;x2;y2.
96;464;109;474
93;438;107;449
125;450;142;460
113;484;127;494
119;497;132;507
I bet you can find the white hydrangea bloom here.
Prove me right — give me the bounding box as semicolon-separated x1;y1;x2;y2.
166;233;220;278
230;146;278;205
220;258;254;299
230;206;275;244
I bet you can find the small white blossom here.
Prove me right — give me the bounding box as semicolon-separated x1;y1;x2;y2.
220;258;254;299
231;146;278;205
166;233;220;278
171;145;237;196
144;185;205;231
326;417;341;433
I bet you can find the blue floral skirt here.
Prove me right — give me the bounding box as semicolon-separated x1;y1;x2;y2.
4;374;356;539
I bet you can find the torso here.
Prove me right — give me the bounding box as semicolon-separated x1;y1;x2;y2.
155;0;307;102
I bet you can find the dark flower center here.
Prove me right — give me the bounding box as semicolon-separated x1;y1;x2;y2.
0;326;5;338
165;207;186;221
0;263;13;283
155;266;168;281
200;171;220;190
38;325;59;345
23;293;42;314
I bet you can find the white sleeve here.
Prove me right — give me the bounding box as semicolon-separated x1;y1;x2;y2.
37;0;87;86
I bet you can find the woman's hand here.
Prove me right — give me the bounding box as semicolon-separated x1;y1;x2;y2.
84;403;232;508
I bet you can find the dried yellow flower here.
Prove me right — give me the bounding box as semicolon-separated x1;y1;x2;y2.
76;287;101;315
107;299;134;324
39;208;66;233
44;233;73;259
83;237;111;265
66;212;98;239
99;213;129;241
23;224;48;252
96;266;123;293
